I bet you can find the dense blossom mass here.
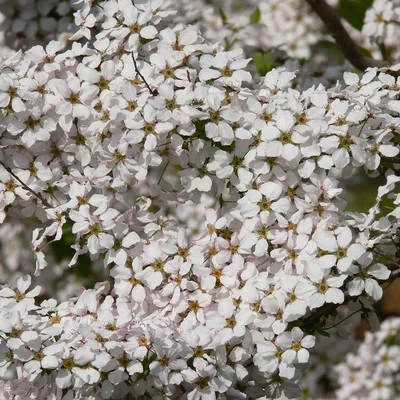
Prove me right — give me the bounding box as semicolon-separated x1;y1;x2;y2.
335;318;400;399
0;0;399;399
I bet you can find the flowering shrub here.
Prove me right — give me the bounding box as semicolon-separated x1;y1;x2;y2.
0;0;399;399
335;318;400;399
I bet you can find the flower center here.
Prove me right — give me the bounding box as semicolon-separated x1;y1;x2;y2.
194;346;204;357
97;76;109;90
177;247;189;259
210;111;221;123
25;117;38;131
196;377;209;388
292;341;302;351
335;116;347;126
43;55;55;63
63;358;75;370
340;135;355;148
188;300;200;312
69;93;80;104
318;283;329;294
359;269;369;280
280;132;292;144
153;259;164;271
8;87;17;98
336;248;347;259
90;223;101;236
144;123;155;134
221;66;233;77
160;356;169;367
212;268;223;279
129;24;141;34
127;101;137;111
225;316;237;328
15;292;25;302
34;351;44;361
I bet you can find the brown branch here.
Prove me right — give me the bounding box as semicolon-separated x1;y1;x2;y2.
303;267;400;330
132;55;155;95
0;160;52;208
305;0;389;71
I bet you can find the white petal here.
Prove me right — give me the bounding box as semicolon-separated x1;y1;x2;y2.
369;263;390;280
347;278;364;296
42;355;60;369
17;275;31;293
313;229;337;252
365;279;383;300
122;232;141;247
325;288;344;304
297;348;309;363
140;25;158;39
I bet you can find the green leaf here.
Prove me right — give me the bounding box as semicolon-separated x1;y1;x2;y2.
219;7;228;25
330;308;339;317
317;328;331;337
253;52;276;76
194;119;209;140
338;0;373;31
249;8;261;24
148;204;160;214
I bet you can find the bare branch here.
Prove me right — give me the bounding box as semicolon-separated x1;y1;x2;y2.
132;55;155;95
305;0;389;71
0;160;52;208
303;267;400;330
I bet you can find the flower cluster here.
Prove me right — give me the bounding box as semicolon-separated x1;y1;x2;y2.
358;0;400;64
163;0;338;60
0;0;80;50
363;0;400;43
0;0;344;65
0;0;399;399
335;318;400;400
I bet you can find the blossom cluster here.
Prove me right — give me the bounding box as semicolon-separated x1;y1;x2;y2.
0;0;346;65
335;318;400;399
0;0;399;399
160;0;334;60
0;219;109;302
363;0;400;43
0;0;80;50
1;0;397;82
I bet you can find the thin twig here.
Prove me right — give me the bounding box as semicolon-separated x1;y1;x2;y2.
0;160;52;208
303;267;400;329
325;309;362;330
132;55;155;95
157;160;170;185
305;0;390;71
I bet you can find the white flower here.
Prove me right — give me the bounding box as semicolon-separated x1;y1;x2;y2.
206;298;246;343
296;273;346;309
276;327;316;364
0;275;40;311
0;75;25;112
25;41;63;72
347;254;390;300
69;205;115;254
312;226;366;272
